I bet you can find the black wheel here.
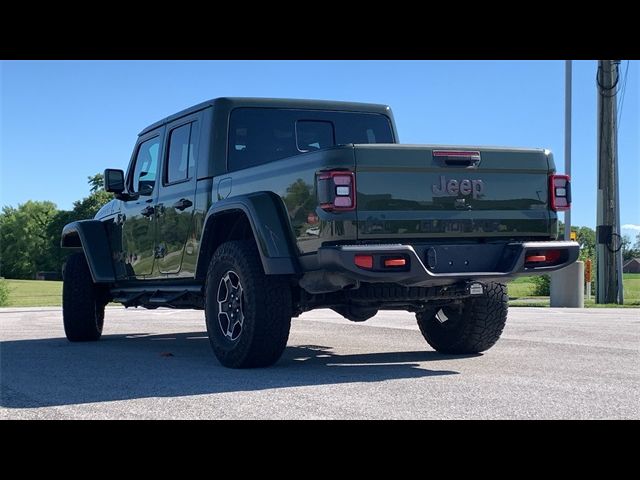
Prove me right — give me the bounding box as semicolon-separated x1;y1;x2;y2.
416;282;508;354
62;252;107;342
204;240;292;368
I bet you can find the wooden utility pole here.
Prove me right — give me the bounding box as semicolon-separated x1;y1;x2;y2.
596;60;624;304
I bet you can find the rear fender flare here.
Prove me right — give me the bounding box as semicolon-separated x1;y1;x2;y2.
197;191;300;277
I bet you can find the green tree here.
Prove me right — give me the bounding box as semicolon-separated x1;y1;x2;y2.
88;173;104;193
532;274;550;296
0;201;59;278
71;189;112;220
72;173;111;219
622;234;640;262
559;222;596;262
0;174;113;279
43;175;112;274
42;209;76;276
573;225;596;261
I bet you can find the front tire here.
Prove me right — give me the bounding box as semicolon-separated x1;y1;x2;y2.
62;252;107;342
204;240;292;368
416;282;508;354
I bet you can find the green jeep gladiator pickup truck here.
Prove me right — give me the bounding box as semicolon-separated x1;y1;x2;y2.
61;97;579;368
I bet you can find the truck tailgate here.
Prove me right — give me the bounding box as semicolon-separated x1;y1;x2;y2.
354;144;552;240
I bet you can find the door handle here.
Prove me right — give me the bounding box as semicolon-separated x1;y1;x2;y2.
141;205;155;217
172;198;193;211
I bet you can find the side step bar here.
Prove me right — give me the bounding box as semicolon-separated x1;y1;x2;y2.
111;285;204;309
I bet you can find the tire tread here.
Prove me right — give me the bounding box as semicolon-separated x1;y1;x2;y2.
62;252;105;342
416;282;508;354
204;240;291;368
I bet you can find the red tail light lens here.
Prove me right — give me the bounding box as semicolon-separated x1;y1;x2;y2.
550;174;571;211
524;249;564;268
354;255;373;269
317;171;356;212
544;249;562;263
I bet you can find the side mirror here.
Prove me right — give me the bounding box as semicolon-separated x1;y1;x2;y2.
105;169;125;194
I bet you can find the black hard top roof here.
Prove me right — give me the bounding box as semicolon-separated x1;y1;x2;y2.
139;97;392;136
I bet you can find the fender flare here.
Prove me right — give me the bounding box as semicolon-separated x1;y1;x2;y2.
60;220;116;283
197;191;300;277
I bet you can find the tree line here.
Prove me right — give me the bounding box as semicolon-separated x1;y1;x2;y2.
0;174;111;279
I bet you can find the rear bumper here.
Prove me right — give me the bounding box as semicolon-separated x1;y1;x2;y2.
316;241;580;287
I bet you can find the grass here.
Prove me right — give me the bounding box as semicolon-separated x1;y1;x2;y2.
507;273;640;308
505;276;537;298
2;279;62;307
624;273;640;300
1;274;638;308
509;298;640;308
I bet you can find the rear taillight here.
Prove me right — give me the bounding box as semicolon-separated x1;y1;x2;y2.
354;254;409;271
524;248;564;268
550;174;571;211
317;171;356;212
354;255;373;269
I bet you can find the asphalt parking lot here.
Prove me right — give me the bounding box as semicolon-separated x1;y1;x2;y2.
1;306;638;419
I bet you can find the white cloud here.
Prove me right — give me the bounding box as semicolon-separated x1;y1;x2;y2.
622;224;640;231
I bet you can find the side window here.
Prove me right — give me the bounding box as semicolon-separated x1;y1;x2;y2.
335;113;394;144
296;120;335;151
131;136;160;195
228;109;297;171
165;121;199;184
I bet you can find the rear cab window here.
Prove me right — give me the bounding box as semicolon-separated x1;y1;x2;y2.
228;108;394;172
296;120;335;151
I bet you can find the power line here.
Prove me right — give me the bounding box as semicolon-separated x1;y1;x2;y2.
617;60;630;128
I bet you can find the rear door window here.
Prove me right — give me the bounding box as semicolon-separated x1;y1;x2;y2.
165;121;199;184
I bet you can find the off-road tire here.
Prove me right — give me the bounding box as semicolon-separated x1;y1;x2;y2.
204;240;292;368
416;282;508;354
62;252;107;342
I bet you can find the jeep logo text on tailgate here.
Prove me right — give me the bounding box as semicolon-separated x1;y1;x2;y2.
432;176;484;199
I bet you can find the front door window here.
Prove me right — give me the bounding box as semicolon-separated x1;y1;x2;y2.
131;137;160;195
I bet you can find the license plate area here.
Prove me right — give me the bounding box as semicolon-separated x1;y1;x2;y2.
424;243;518;273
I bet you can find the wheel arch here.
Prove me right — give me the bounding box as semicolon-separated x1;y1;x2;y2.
61;220;115;283
195;191;300;280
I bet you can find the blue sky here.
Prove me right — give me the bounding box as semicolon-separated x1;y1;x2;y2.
1;60;638;238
